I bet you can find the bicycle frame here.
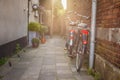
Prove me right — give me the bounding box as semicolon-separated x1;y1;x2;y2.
65;11;90;66
75;28;89;72
80;31;89;53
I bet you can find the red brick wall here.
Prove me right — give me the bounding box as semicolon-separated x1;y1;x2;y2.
96;39;120;68
67;0;91;25
67;0;120;79
96;0;120;69
97;0;120;28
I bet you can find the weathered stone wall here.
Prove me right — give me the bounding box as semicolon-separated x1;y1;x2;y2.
95;54;120;80
95;0;120;80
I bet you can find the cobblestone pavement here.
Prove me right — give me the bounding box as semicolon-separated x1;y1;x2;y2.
0;36;94;80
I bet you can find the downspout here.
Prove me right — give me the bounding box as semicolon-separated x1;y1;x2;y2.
89;0;97;69
39;0;40;23
28;0;30;45
51;0;54;37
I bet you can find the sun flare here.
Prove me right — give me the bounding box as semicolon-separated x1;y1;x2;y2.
61;0;67;10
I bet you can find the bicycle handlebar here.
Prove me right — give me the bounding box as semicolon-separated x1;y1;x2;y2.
66;11;90;28
67;11;89;19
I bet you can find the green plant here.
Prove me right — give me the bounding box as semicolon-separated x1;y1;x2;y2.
87;68;95;76
39;25;48;35
15;43;21;54
87;69;101;80
32;38;39;44
94;72;101;80
0;75;4;79
28;22;41;31
39;25;48;43
32;38;39;48
0;57;8;66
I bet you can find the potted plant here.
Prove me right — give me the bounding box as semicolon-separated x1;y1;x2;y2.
28;22;40;32
32;38;39;48
39;25;48;44
28;22;41;46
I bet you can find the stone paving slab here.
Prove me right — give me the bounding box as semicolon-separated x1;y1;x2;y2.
0;36;94;80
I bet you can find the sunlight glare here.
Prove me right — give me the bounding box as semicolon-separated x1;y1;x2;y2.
61;0;67;10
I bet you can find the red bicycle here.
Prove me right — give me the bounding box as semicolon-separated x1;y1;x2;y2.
75;26;89;72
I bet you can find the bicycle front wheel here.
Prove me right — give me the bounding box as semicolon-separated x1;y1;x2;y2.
76;52;84;72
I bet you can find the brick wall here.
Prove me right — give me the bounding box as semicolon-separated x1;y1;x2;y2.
67;0;120;79
97;0;120;28
96;0;120;80
67;0;91;25
96;0;120;69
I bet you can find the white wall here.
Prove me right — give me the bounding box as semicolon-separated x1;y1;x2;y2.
29;0;39;22
0;0;28;45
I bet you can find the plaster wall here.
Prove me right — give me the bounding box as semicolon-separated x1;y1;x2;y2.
0;0;28;45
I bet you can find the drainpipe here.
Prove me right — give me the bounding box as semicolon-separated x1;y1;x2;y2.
50;0;54;37
28;0;30;45
89;0;97;69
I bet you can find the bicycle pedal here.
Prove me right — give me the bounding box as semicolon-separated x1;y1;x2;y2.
68;54;73;56
73;54;76;57
64;48;67;50
68;54;73;57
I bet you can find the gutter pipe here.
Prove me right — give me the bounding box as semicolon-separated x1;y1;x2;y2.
89;0;97;69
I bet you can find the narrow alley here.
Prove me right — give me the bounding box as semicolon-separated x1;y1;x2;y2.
1;0;120;80
0;36;93;80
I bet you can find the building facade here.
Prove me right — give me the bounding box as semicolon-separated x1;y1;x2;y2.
0;0;28;57
29;0;40;22
95;0;120;79
68;0;120;80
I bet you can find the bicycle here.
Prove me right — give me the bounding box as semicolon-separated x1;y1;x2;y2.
65;11;90;72
75;23;89;72
65;22;77;58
